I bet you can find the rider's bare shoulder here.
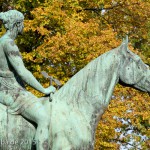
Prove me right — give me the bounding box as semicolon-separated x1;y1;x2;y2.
0;36;16;48
1;38;18;53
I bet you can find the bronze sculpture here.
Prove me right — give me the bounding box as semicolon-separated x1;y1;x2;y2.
0;10;149;150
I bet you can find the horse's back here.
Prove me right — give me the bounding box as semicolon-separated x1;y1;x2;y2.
0;103;36;150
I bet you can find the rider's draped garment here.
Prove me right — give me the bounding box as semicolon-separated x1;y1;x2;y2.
0;71;39;114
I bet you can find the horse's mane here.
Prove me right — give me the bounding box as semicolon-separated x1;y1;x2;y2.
54;48;119;107
50;47;121;128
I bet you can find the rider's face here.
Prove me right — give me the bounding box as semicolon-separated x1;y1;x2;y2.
17;22;24;35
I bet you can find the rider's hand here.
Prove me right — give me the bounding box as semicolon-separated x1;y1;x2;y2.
44;85;56;95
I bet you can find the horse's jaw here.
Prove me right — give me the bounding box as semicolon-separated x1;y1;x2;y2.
145;70;150;93
133;69;150;93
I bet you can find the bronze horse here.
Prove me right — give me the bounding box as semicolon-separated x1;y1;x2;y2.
0;37;149;150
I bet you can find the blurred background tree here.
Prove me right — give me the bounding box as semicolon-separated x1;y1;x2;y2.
0;0;149;149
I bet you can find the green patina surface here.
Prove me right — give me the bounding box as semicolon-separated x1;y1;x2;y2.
0;10;149;150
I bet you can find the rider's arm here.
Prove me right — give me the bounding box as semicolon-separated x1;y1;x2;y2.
4;39;55;94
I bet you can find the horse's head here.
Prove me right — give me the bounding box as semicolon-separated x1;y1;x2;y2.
118;36;150;93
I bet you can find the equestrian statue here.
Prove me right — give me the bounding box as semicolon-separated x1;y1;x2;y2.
0;10;149;150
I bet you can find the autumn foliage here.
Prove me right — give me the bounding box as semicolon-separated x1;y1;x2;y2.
0;0;149;149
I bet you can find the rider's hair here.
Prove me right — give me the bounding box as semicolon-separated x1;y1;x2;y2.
0;10;24;30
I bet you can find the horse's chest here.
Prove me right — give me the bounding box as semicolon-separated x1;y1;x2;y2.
51;104;93;149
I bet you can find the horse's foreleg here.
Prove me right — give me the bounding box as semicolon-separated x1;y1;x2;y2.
52;131;72;150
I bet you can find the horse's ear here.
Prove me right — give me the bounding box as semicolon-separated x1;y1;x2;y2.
122;35;128;47
120;35;128;56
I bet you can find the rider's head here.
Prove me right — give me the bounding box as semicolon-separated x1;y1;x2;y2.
0;10;24;32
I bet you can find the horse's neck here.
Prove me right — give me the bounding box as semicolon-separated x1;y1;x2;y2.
53;51;120;124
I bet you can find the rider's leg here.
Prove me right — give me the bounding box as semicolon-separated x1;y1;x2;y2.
5;90;51;150
20;101;50;150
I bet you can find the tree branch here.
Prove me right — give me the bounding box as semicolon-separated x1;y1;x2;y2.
82;2;140;13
